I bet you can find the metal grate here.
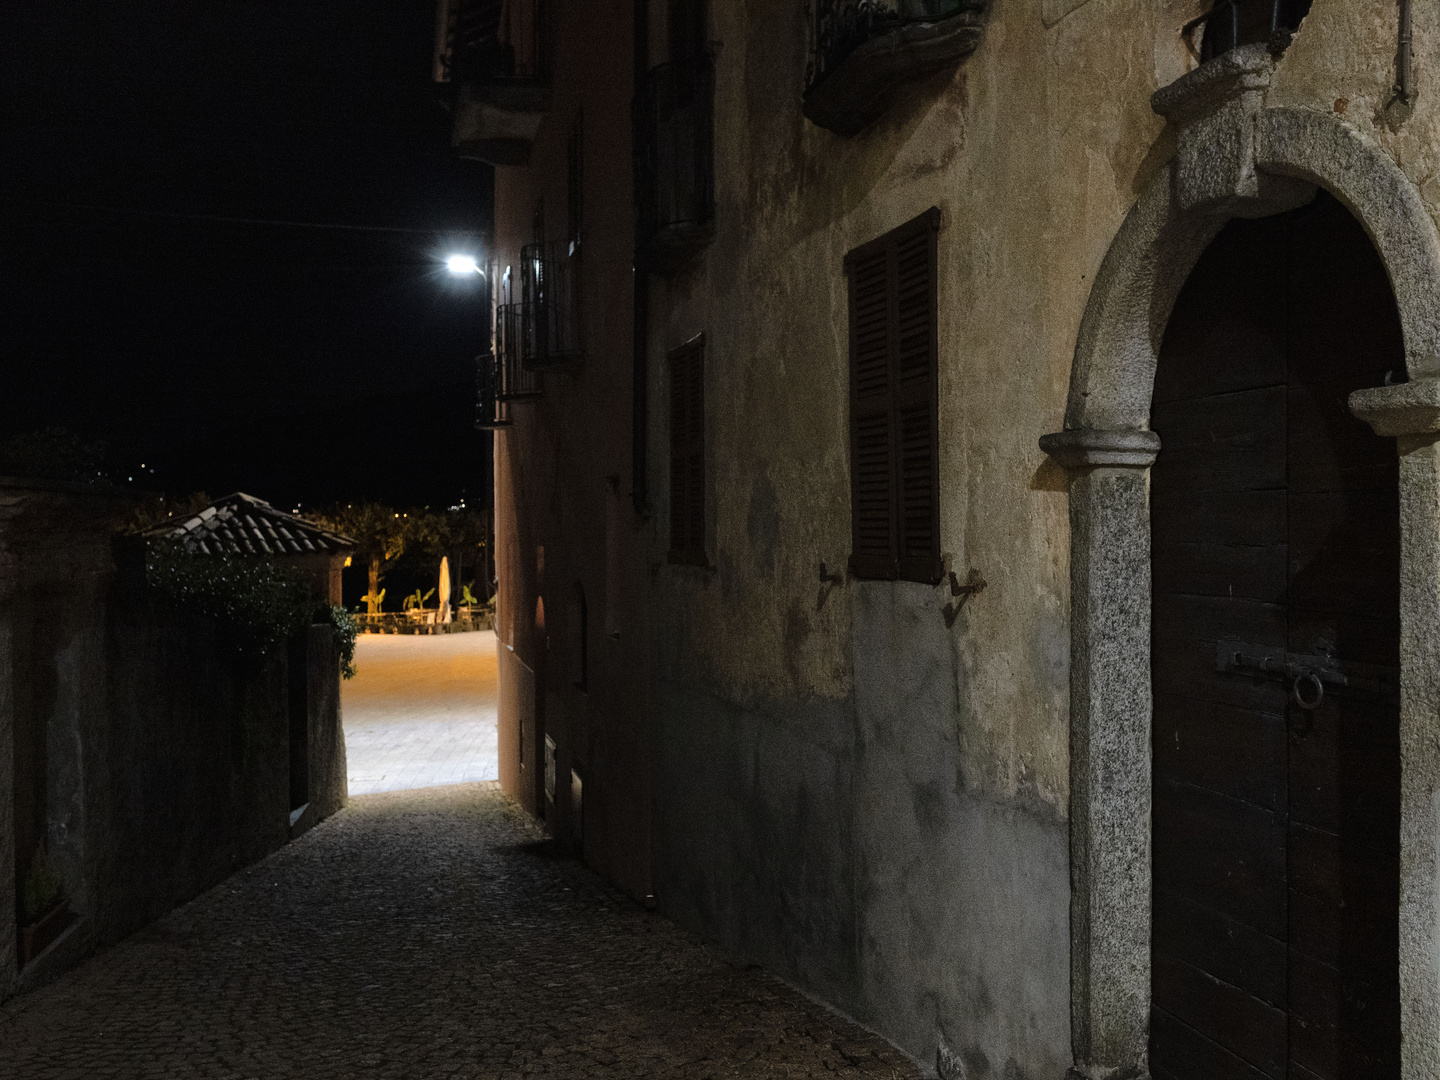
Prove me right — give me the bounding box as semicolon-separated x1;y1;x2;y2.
1187;0;1312;62
515;241;582;371
805;0;981;91
437;0;549;86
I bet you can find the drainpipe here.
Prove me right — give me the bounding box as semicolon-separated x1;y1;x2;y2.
1397;0;1414;105
1387;0;1415;128
631;0;650;515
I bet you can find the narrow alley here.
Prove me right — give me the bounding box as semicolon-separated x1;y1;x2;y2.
0;783;922;1080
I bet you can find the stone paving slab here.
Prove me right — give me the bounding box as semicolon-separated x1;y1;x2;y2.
343;632;499;794
0;783;924;1080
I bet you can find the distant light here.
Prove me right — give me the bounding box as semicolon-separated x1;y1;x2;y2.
446;254;483;276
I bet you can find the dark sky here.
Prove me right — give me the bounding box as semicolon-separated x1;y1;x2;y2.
0;0;494;510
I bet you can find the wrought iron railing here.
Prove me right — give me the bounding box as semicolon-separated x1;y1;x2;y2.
805;0;981;90
475;352;512;429
635;57;715;268
1186;0;1312;62
436;0;549;86
517;241;582;370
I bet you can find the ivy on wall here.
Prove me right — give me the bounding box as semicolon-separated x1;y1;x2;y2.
146;543;358;678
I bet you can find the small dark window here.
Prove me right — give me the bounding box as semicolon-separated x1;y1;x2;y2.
668;336;706;565
845;207;942;584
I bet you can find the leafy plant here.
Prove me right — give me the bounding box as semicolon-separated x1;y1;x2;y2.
328;604;359;679
402;587;436;611
461;583;479;606
146;541;314;659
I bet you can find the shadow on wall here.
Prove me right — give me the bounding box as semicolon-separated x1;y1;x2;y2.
0;479;347;1003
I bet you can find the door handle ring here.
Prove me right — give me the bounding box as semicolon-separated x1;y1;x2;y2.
1293;670;1325;711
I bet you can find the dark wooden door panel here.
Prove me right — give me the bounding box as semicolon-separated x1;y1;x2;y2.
1153;953;1288;1078
1151;386;1287;492
1287;490;1401;619
1151;1008;1275;1080
1152;194;1401;1077
1154;694;1286;810
1288;950;1401;1078
1154;886;1288;1008
1150;489;1287;540
1287;378;1398;494
1154;780;1287;938
1153;594;1288;651
1288;700;1400;838
1154;642;1290;714
1152;540;1287;604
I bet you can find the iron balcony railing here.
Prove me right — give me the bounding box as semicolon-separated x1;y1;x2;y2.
516;241;582;370
635;57;715;272
435;0;549;86
1186;0;1312;62
805;0;982;91
475;352;513;429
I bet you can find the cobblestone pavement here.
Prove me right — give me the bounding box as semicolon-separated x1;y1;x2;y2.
343;633;498;794
0;783;923;1079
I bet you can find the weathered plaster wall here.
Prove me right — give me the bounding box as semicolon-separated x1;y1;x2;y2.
0;482;343;1000
490;0;1438;1073
490;0;654;900
303;623;348;826
644;0;1171;1071
648;0;1435;1075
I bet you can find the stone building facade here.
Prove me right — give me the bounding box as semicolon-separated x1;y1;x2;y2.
442;0;1440;1075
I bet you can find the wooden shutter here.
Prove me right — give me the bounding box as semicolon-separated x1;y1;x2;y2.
668;337;706;564
846;208;941;583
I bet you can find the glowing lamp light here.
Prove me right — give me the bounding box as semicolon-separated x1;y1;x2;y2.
445;254;483;276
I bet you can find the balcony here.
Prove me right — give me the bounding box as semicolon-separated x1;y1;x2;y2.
803;0;987;137
635;59;715;276
435;0;550;166
1187;0;1312;62
475;269;546;429
512;241;583;371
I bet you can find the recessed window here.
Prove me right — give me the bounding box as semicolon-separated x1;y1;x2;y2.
845;208;942;584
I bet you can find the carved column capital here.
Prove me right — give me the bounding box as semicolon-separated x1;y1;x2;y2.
1350;378;1440;439
1039;429;1161;471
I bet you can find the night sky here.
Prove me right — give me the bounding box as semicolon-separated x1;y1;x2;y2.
1;0;494;511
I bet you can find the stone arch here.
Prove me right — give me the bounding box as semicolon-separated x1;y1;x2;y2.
1045;53;1440;1080
1064;108;1440;435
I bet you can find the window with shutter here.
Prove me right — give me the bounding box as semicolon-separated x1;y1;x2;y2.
668;336;707;565
845;208;941;584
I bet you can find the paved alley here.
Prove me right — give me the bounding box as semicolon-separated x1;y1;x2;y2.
0;784;922;1080
343;631;499;794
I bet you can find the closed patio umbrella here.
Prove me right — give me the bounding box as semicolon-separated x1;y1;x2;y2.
438;556;452;624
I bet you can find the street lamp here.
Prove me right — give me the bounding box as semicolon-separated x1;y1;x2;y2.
445;253;484;277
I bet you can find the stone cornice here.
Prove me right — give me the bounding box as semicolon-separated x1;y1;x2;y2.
1039;429;1161;470
1350;378;1440;437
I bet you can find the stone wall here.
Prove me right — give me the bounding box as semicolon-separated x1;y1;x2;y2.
0;480;346;1000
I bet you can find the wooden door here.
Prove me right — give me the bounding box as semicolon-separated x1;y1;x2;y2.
1150;191;1402;1079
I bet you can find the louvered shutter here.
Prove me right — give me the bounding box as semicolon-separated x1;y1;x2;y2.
846;208;941;584
847;243;896;578
668;338;706;564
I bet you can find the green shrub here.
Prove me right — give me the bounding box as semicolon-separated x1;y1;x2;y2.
328;604;358;679
146;542;314;659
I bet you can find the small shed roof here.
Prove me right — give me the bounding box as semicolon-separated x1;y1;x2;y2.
144;492;354;557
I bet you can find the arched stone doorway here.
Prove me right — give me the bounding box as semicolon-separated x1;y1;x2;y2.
1150;191;1403;1076
1041;44;1440;1080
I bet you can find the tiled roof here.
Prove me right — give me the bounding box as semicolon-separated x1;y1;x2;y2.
144;492;354;557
